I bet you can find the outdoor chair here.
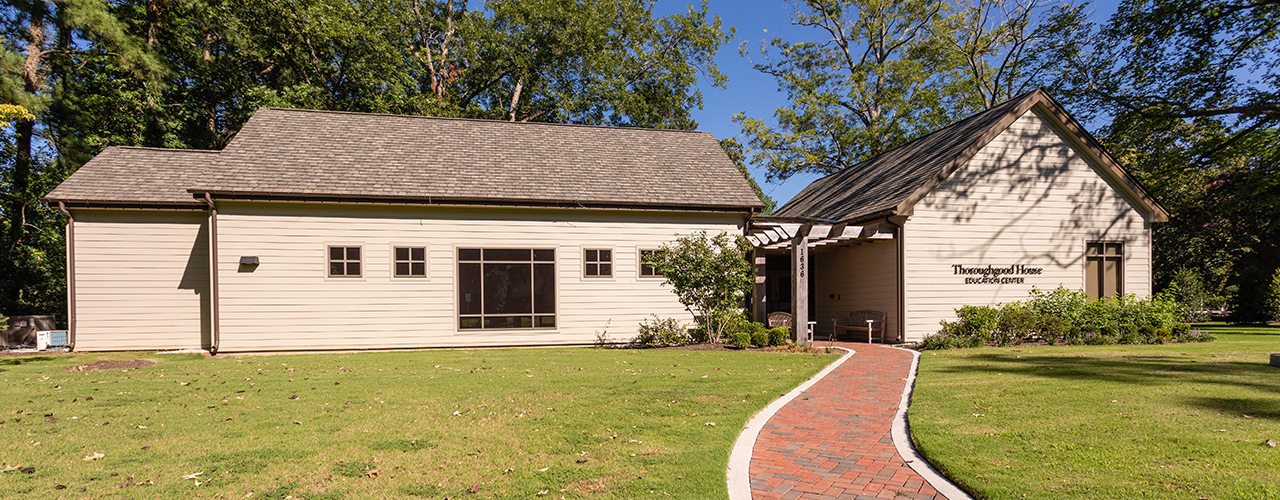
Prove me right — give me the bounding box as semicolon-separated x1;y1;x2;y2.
832;310;888;344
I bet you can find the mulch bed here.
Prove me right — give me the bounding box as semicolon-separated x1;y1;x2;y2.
65;360;157;372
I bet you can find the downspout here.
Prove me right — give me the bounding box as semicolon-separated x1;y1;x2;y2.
56;202;76;351
885;218;906;343
203;193;220;355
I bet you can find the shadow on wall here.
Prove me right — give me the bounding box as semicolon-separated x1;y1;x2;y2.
919;111;1145;268
177;221;212;350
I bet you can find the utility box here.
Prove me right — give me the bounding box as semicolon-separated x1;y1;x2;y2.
1271;353;1280;368
36;330;69;350
3;315;56;347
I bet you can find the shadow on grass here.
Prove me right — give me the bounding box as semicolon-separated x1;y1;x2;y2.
0;356;60;366
930;353;1280;401
1182;396;1280;421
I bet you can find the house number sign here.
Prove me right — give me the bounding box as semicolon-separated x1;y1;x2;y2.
952;264;1043;285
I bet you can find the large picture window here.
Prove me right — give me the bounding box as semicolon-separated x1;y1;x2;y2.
1085;242;1123;299
458;248;555;329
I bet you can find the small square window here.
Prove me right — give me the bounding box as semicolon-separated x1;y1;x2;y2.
584;249;612;278
394;246;427;277
328;246;362;277
640;249;664;278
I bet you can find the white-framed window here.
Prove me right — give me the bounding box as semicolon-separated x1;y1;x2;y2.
583;249;613;278
327;245;363;278
1085;241;1123;299
639;249;664;278
457;248;556;330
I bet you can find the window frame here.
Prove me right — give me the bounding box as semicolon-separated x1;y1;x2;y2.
325;244;364;279
582;247;615;279
390;244;430;280
638;248;665;279
454;246;557;331
1084;240;1124;299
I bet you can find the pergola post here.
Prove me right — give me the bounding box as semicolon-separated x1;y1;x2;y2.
752;248;767;324
791;224;812;345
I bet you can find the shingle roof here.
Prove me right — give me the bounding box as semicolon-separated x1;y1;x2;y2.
45;109;764;211
774;90;1168;223
43;146;216;207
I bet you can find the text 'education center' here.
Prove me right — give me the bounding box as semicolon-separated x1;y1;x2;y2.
44;90;1168;353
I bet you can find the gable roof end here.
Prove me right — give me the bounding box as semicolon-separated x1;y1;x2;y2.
775;89;1170;224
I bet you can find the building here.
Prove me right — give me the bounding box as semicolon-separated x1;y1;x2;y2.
747;89;1169;343
43;109;763;353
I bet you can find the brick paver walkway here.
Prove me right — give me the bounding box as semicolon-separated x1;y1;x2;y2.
749;344;946;500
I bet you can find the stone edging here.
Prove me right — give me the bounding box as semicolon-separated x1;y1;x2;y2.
725;347;855;500
887;346;975;500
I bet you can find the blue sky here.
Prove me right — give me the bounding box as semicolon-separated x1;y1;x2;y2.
651;0;1125;207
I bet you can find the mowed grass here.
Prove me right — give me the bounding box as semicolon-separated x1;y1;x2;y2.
911;324;1280;499
0;347;837;499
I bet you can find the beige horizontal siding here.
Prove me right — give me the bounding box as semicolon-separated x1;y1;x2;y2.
214;202;743;352
72;209;210;351
903;109;1153;341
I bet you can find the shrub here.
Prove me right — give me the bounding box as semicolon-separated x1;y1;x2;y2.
643;231;755;343
632;316;691;348
994;303;1037;346
728;331;751;349
768;327;790;346
1117;323;1141;344
1169;268;1210;322
751;329;770;347
1038;316;1070;345
919;333;957;350
939;305;1000;340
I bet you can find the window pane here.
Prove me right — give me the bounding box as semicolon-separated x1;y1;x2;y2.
534;263;555;314
533;249;554;262
484;249;530;261
330;246;345;260
484;263;532;314
396;262;410;276
1086;243;1101;256
1104;259;1119;297
585;263;598;276
484;316;530;329
411;262;425;276
1085;259;1099;298
346;247;360;260
330;262;345;276
459;248;481;261
396;247;409;261
459;263;482;315
459;317;482;329
599;249;611;262
585;249;597;262
346;262;360;276
641;264;654;276
1106;243;1122;256
535;316;556;328
599;263;611;277
411;247;425;261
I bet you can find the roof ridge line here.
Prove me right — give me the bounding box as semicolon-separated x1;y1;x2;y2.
259;107;712;135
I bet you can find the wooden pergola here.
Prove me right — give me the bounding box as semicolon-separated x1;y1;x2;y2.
746;217;895;345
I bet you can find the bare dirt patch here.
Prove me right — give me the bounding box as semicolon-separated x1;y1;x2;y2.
65;359;157;372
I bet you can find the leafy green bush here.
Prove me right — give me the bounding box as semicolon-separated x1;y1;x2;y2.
750;329;770;347
728;331;751;349
632;316;691;348
768;327;790;346
927;285;1210;350
1169;268;1210;322
643;231;755;343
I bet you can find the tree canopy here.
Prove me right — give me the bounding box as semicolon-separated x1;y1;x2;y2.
0;0;735;322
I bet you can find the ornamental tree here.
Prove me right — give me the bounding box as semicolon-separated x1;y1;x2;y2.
643;231;754;343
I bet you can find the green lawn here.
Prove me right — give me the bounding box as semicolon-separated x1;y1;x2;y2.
0;347;836;499
911;324;1280;499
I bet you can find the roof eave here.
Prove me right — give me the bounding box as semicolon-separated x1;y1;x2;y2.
187;189;763;213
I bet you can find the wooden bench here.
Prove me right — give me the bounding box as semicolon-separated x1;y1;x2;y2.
831;310;887;344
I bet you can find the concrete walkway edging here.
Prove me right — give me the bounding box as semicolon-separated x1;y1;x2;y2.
888;346;975;500
725;347;855;500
